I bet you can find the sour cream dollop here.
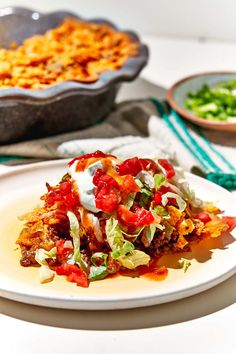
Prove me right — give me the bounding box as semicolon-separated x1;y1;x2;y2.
69;157;118;213
69;160;102;213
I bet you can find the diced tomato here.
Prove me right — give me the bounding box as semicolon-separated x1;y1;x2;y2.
195;212;211;223
158;159;175;179
93;169;119;190
154;191;162;205
159;186;173;194
120;175;140;201
64;191;80;209
59;181;72;195
42;194;55;206
117;157;143;176
44;184;63;206
144;159;161;174
68;151;114;166
55;263;75;275
55;263;89;288
117;205;154;232
67;272;88;288
56;239;73;262
43;181;79;209
95;187;118;213
139;159;151;171
93;169;119;213
93;168;105;186
222;216;236;231
117;157;159;176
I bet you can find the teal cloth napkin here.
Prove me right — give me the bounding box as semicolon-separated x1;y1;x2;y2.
152;99;236;190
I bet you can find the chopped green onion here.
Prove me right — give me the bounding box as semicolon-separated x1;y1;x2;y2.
185;80;236;121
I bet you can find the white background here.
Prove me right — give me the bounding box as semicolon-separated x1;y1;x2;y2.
1;0;236;42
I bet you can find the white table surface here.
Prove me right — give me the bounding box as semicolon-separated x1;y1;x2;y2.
1;35;236;354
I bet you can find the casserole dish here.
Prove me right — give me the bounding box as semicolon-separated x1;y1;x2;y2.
0;7;148;143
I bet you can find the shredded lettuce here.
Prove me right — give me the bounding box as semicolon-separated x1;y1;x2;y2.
178;258;191;273
143;224;156;245
35;247;57;266
105;218;135;258
38;265;55;284
118;250;150;269
105;218;149;269
172;167;203;208
67;211;80;240
121;227;145;238
135;178;143;189
164;182;184;197
149;207;165;228
67;211;80;261
35;247;57;283
111;240;134;259
180;181;203;208
161;192;186;212
89;265;108;280
154;174;165;190
89;252;108;281
153;205;170;219
125;193;136;209
136;171;155;189
105;217;124;250
91;252;108;266
67;211;87;270
106;217;144;241
142;204;168;245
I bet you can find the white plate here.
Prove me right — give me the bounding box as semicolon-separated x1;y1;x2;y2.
0;159;235;310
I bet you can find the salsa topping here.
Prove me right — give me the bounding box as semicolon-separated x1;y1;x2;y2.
16;151;235;287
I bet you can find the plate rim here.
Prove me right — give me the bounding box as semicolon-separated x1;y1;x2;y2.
0;159;235;310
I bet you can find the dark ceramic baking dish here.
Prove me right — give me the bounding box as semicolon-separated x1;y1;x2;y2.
0;7;148;144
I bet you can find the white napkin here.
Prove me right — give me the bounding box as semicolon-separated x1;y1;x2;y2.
58;115;199;172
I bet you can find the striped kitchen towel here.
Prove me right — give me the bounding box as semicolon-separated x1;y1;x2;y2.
152;99;236;190
57;99;236;190
0;99;235;190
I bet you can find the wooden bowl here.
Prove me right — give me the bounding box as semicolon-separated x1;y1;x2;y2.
167;72;236;132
